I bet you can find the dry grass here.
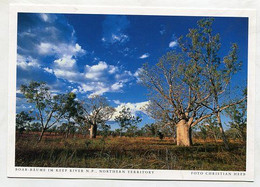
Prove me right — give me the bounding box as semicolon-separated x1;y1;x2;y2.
15;134;246;171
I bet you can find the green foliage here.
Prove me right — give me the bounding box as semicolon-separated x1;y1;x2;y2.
225;100;247;142
143;123;158;137
20;81;66;130
16;111;34;133
30;122;41;132
114;106;142;137
98;123;111;138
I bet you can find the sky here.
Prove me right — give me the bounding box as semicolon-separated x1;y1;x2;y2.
16;13;248;129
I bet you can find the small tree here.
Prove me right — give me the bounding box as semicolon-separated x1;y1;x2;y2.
204;116;221;142
225;98;247;142
16;111;34;135
143;123;159;137
31;122;41;132
61;92;80;138
20;81;66;142
98;122;111;138
115;106;142;137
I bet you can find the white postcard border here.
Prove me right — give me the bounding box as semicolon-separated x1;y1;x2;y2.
7;4;256;181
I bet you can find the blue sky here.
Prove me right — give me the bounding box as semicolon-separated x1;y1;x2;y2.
16;13;248;129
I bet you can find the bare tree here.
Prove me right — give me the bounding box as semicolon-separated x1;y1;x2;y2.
80;95;115;139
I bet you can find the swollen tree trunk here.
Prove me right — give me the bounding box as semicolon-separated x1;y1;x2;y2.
89;124;97;139
176;119;191;146
216;112;229;150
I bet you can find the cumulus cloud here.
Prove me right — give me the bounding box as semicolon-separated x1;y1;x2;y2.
43;67;54;74
111;82;124;91
17;13;85;78
84;61;119;81
37;42;85;57
17;13;135;99
76;61;134;96
169;41;178;48
139;53;150;59
111;101;150;120
16;54;40;70
53;69;84;83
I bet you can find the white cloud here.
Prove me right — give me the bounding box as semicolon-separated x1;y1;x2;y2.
71;88;78;93
37;42;53;54
53;69;84;82
113;100;121;105
54;55;76;69
108;66;119;74
102;16;130;45
17;54;40;70
112;34;129;43
74;62;134;97
40;13;49;22
37;42;85;57
139;53;150;59
43;67;54;74
111;82;124;91
169;40;178;48
84;61;120;81
134;68;144;83
112;101;150;120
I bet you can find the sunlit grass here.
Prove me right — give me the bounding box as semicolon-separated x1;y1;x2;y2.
15;134;246;171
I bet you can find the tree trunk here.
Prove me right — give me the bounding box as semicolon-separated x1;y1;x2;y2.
65;126;70;139
216;112;229;150
38;127;45;142
189;125;193;146
89;124;97;139
176;119;191;146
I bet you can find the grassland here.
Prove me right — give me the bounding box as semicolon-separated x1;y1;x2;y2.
15;133;246;171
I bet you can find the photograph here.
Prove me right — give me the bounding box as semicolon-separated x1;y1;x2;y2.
7;6;255;181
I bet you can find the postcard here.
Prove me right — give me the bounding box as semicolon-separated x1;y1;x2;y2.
7;4;256;181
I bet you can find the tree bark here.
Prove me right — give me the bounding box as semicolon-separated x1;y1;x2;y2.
89;124;97;139
176;119;191;146
189;125;193;146
38;127;45;142
216;112;229;150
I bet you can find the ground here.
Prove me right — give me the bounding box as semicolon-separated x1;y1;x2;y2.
15;133;246;171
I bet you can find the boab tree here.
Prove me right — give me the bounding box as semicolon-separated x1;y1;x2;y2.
20;81;66;142
80;95;115;139
178;18;246;149
140;18;246;147
140;52;213;146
